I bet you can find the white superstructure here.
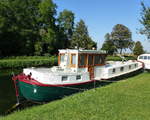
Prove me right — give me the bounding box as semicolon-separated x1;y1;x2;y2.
23;49;143;85
137;54;150;70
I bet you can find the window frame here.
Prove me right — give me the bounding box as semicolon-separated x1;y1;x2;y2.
70;53;76;68
58;53;65;65
88;54;94;66
94;54;103;65
78;53;87;68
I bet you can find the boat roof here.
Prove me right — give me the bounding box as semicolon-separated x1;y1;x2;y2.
138;54;150;56
59;49;106;54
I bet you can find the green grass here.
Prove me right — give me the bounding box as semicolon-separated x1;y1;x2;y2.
1;72;150;120
0;56;57;69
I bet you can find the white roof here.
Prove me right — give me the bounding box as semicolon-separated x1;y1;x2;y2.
138;54;150;57
59;49;106;54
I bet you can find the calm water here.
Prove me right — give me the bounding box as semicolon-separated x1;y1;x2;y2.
0;69;21;115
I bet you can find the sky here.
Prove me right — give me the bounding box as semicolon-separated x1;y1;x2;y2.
54;0;150;52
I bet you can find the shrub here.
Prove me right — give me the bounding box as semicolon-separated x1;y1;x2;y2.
106;56;136;61
0;56;58;69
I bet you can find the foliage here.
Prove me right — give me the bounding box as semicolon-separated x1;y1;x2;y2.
0;0;41;56
101;33;117;55
0;0;73;57
58;9;75;47
106;55;136;61
37;0;59;55
111;24;134;54
140;2;150;39
133;41;144;56
0;56;57;69
1;73;150;120
0;0;99;57
71;19;97;49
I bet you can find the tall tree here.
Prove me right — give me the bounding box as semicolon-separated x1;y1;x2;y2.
0;0;41;56
111;24;133;54
58;9;75;47
37;0;58;55
0;0;60;56
101;33;117;55
140;2;150;40
71;19;97;49
133;41;144;56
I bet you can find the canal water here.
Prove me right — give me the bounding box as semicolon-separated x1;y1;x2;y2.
0;69;21;115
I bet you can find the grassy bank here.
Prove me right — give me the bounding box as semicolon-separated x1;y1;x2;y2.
1;72;150;120
0;56;57;69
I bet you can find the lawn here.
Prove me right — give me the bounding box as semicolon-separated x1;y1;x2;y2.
1;72;150;120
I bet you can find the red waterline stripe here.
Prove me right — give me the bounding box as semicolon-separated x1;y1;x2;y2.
17;74;96;87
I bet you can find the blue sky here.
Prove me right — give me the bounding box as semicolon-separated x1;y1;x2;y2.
54;0;150;52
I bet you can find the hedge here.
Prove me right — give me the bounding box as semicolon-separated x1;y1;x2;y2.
0;56;57;69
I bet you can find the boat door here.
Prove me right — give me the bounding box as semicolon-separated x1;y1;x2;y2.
88;54;94;79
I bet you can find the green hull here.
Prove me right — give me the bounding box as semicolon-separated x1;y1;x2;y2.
16;68;143;102
18;81;98;102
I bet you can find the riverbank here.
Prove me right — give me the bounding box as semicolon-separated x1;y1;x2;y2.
0;69;21;115
1;72;150;120
0;56;57;69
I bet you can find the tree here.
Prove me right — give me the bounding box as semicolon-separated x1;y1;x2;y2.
71;19;97;49
133;41;144;56
111;24;133;54
58;9;75;47
0;0;60;56
0;0;41;56
101;33;117;55
140;2;150;39
37;0;58;55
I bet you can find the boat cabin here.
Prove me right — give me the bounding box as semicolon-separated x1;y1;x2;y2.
58;49;107;79
137;54;150;70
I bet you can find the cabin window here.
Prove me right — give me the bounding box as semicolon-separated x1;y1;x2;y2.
94;55;102;65
79;54;86;66
120;67;124;72
148;56;150;60
135;64;137;68
76;75;81;80
129;65;131;69
60;54;65;63
112;68;116;73
62;76;68;81
101;55;105;64
88;55;93;65
144;56;147;60
139;56;143;59
71;54;76;65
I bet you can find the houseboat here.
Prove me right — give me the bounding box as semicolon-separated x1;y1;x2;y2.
12;49;143;102
137;54;150;70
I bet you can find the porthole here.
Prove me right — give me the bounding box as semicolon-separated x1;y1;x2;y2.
62;76;68;81
129;65;131;69
120;67;124;71
112;68;116;73
76;75;81;80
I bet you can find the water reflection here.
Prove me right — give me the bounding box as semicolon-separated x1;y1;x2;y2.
0;69;21;115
